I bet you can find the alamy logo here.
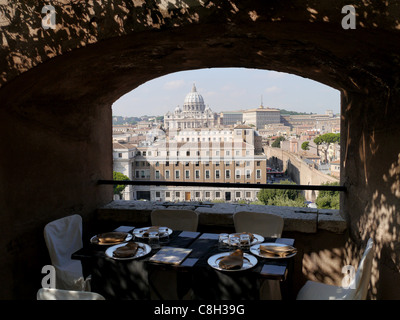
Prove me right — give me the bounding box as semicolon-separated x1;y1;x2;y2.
341;265;356;289
41;265;56;289
342;5;356;29
42;5;56;30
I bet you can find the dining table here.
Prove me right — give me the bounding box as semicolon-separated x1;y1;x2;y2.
71;225;295;300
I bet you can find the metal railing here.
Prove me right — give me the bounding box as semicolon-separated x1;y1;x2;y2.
98;180;346;192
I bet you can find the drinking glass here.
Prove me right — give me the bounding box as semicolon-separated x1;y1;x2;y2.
148;231;160;249
159;227;170;245
218;233;229;250
228;234;240;251
239;234;251;251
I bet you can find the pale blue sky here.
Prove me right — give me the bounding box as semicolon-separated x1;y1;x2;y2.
112;68;340;117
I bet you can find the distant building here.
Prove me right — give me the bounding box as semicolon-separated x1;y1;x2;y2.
220;112;243;126
242;105;281;129
113;125;267;202
164;84;218;129
330;160;340;178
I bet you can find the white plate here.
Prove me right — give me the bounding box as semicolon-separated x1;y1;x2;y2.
105;242;151;260
90;232;133;245
250;242;297;259
207;252;258;272
133;226;172;238
223;233;264;246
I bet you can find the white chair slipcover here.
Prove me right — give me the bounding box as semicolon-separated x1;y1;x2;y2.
233;211;284;238
43;214;88;291
150;209;199;232
233;211;285;300
37;288;104;300
149;209;199;300
296;238;374;300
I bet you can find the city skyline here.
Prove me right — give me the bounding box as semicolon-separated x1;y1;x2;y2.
112;68;341;118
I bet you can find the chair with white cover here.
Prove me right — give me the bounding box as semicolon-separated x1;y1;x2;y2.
296;238;374;300
37;288;105;300
150;209;199;232
233;211;284;238
44;214;89;291
149;209;199;300
233;211;284;300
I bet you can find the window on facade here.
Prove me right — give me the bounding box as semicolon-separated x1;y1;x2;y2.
236;191;241;198
186;151;190;156
205;191;211;197
156;191;160;198
256;169;261;179
195;170;200;179
165;170;170;179
175;170;180;179
185;170;190;179
246;191;251;198
236;170;241;179
216;192;221;198
118;153;122;158
176;192;180;197
205;170;210;179
246;170;251;179
166;192;170;198
155;170;160;179
225;170;231;178
195;191;200;198
215;170;220;179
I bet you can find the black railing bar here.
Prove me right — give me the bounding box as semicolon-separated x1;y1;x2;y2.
98;180;346;192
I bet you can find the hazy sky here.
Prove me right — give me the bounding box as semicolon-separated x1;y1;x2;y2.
112;68;340;117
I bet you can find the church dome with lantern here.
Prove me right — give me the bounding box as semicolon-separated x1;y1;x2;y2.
183;84;206;112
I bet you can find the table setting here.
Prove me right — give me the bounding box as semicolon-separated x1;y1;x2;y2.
72;225;297;300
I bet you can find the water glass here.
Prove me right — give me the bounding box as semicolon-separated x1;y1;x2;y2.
159;227;170;245
148;231;160;249
228;234;240;251
218;233;229;250
239;234;251;251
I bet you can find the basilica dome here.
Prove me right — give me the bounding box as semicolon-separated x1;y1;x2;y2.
183;84;205;112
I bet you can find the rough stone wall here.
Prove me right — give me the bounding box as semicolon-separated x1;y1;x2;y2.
265;146;339;201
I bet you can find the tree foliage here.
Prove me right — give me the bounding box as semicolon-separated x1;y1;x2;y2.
313;133;340;161
316;182;340;209
258;180;307;207
113;171;130;195
271;136;285;148
301;141;310;151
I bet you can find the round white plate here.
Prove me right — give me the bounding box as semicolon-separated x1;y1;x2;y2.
105;242;151;260
207;252;258;272
223;233;264;246
90;232;133;245
133;226;172;238
250;242;297;259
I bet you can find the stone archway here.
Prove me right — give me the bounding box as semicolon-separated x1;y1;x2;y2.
1;1;400;299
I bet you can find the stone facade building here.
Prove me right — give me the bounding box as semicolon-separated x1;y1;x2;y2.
164;84;218;129
114;126;267;202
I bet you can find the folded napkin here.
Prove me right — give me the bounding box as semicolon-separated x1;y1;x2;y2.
219;249;244;270
142;226;161;237
113;242;139;258
259;244;297;257
97;232;128;244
